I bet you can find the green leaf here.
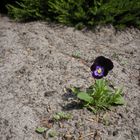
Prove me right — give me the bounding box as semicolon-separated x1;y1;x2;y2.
53;112;72;121
112;88;125;105
77;92;93;103
114;95;125;105
53;114;61;121
71;79;125;113
48;129;57;137
35;127;47;133
114;87;121;93
88;105;97;113
70;87;80;95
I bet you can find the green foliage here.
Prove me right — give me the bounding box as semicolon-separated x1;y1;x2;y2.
45;0;140;28
5;0;140;29
0;0;18;13
7;0;44;21
35;127;47;133
52;112;72;121
97;0;140;28
48;129;58;137
71;79;125;113
47;0;86;25
72;51;81;58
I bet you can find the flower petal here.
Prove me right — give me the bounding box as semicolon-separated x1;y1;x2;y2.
90;56;113;79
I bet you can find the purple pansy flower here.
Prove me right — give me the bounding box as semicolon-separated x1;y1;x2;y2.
91;56;113;79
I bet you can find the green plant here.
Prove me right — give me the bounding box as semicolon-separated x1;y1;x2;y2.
6;0;140;29
7;0;44;21
35;126;47;134
71;79;125;113
48;129;58;137
47;0;140;28
47;0;87;25
0;0;19;13
52;112;72;121
72;51;81;58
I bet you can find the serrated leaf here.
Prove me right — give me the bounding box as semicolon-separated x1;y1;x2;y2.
77;92;93;103
35;127;47;133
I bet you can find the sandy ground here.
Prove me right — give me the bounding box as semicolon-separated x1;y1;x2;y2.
0;15;140;140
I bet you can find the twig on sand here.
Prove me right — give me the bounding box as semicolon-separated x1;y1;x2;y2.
83;132;95;138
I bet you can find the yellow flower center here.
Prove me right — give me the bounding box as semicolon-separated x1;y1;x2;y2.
97;68;102;74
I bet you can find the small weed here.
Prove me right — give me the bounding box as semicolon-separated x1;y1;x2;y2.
48;129;58;137
120;60;128;66
71;79;125;113
35;127;47;134
72;51;81;58
111;53;120;60
52;112;72;121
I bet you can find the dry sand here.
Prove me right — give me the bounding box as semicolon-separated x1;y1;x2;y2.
0;15;140;140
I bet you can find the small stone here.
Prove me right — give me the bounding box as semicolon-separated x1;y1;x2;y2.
94;130;101;140
44;91;55;97
113;130;118;136
64;132;73;140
